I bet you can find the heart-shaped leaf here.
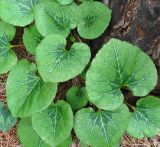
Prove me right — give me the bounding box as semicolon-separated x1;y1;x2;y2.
127;96;160;138
74;104;130;147
86;38;157;110
76;1;111;39
0;102;17;132
34;1;77;37
66;86;89;111
32;100;73;146
17;118;50;147
0;21;16;40
6;60;57;117
23;25;43;55
0;35;17;75
36;34;90;83
0;0;40;26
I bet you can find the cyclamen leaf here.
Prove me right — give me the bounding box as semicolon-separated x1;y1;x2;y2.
86;38;157;110
74;104;130;147
17;118;50;147
66;86;89;111
57;136;72;147
6;60;57;117
23;25;43;55
79;62;90;80
0;21;16;40
0;35;17;75
0;102;17;132
34;2;77;37
57;0;73;5
32;101;73;146
127;96;160;138
0;0;40;26
76;1;111;39
36;34;91;83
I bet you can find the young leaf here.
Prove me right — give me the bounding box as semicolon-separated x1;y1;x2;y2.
32;101;73;146
76;1;111;39
0;35;17;75
0;21;16;40
127;96;160;138
0;102;17;132
36;34;91;83
0;0;40;26
66;86;89;111
17;118;50;147
34;1;77;37
6;60;57;117
57;0;73;5
86;38;157;110
74;104;130;147
23;25;43;55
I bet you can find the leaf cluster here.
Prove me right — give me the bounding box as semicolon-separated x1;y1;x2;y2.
0;0;159;147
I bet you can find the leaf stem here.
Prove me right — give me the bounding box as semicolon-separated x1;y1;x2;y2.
125;101;135;111
10;44;24;48
72;30;82;42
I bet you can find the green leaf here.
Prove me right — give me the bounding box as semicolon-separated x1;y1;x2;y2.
127;96;160;138
36;34;90;83
34;2;77;37
66;86;88;111
0;35;17;75
76;1;111;39
79;62;90;80
6;60;57;117
0;21;16;40
17;118;50;147
80;0;94;2
57;0;73;5
0;0;40;26
23;25;43;55
86;38;157;110
32;100;73;146
57;136;72;147
74;104;130;147
80;141;89;147
0;102;17;132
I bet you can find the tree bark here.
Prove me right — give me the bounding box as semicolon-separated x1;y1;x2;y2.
91;0;160;96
